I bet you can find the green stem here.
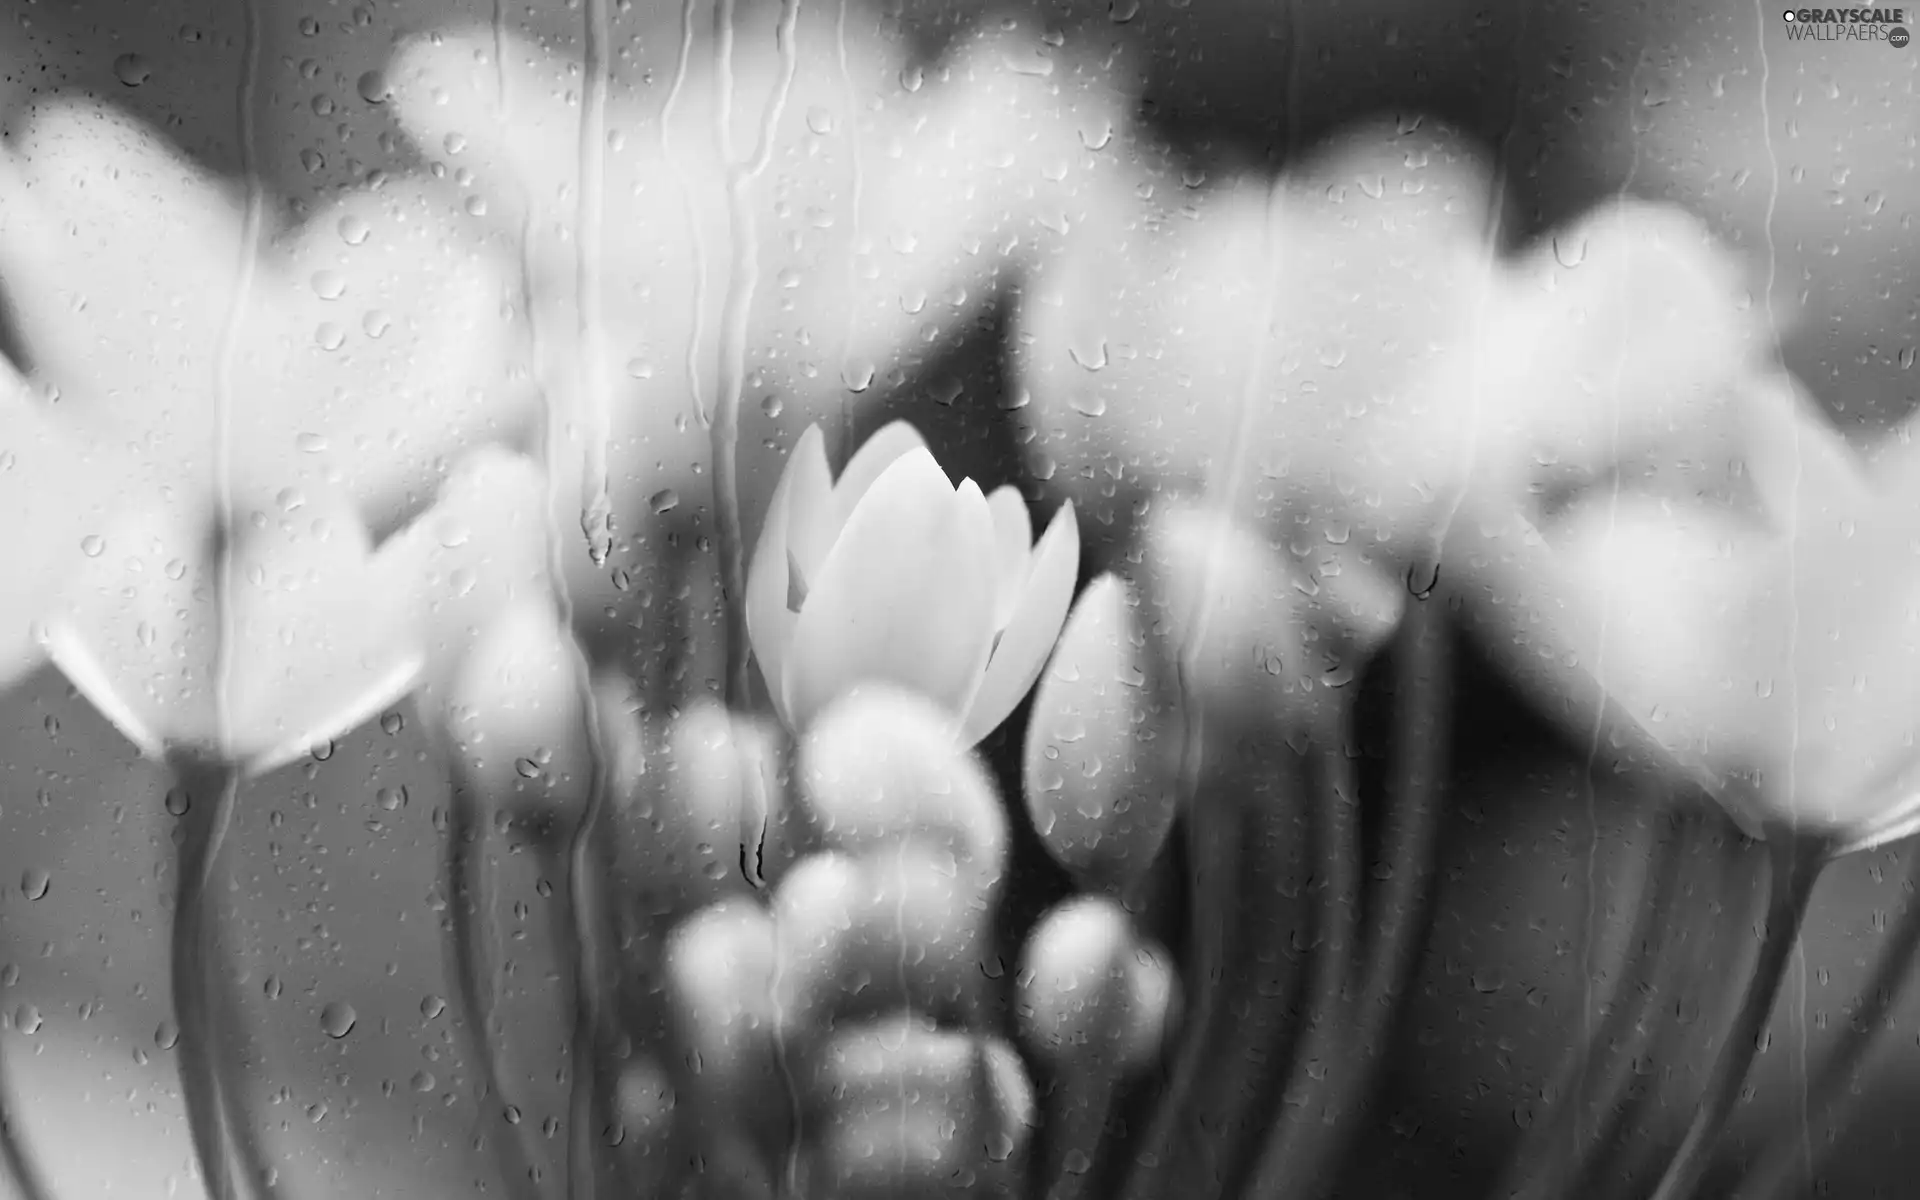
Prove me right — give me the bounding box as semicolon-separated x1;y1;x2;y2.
1647;830;1830;1200
1732;841;1920;1200
1238;717;1361;1200
443;776;543;1200
1252;602;1451;1200
167;751;276;1200
1496;805;1689;1200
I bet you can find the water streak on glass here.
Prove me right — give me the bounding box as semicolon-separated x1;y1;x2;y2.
561;0;619;1194
578;0;616;569
711;4;807;1190
1570;46;1645;1168
661;0;709;430
835;0;865;452
190;0;268;1191
445;18;545;1200
711;0;801;708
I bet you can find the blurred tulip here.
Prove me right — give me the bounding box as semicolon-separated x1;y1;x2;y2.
388;13;1139;646
1022;573;1182;895
796;686;1010;877
0;99;530;690
805;1014;1034;1200
599;689;793;915
770;848;999;1036
747;422;1078;740
1019;896;1176;1200
0;94;540;762
1527;369;1920;856
663;898;789;1195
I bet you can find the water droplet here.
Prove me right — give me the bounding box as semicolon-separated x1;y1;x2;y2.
1552;235;1588;268
311;269;346;301
761;394;784;418
410;1069;437;1093
79;534;105;558
361;309;392;338
13;1005;41;1036
263;975;284;1000
299;149;326;175
357;70;391;104
19;868;49;901
338;214;371;245
164;787;191;817
514;757;541;779
311;94;335;117
420;994;446;1020
805;106;835;135
155;1020;180;1050
380;711;405;735
625;357;654;380
1406;561;1440;601
315;322;346;351
376;786;407;812
319;1001;358;1039
113;54;151;87
1109;0;1140;21
842;359;876;393
649;488;681;514
1068;391;1108;418
1900;345;1915;370
1068;338;1109;372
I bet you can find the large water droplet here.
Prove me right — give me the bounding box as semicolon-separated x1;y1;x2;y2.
649;488;681;514
113;54;151;87
357;70;391;104
319;1001;358;1039
155;1020;180;1050
19;868;49;901
1552;235;1588;268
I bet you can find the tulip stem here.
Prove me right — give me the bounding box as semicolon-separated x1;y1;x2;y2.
167;751;276;1200
1115;702;1242;1200
1647;830;1830;1200
1732;841;1920;1200
1042;1061;1120;1200
1254;601;1451;1200
1238;717;1362;1200
1497;804;1693;1200
443;778;543;1200
564;753;617;1200
0;1041;53;1200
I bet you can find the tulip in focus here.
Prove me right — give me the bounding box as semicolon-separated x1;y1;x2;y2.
746;421;1079;743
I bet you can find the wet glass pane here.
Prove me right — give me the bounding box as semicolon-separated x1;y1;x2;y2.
0;1;1914;1197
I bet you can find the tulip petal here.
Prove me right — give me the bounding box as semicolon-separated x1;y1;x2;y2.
985;484;1033;631
960;501;1080;746
781;447;997;732
746;425;829;725
1020;573;1179;890
830;420;927;534
783;426;841;586
224;499;425;776
43;505;221;761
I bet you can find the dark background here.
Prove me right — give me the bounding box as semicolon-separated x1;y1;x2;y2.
0;1;1914;1196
